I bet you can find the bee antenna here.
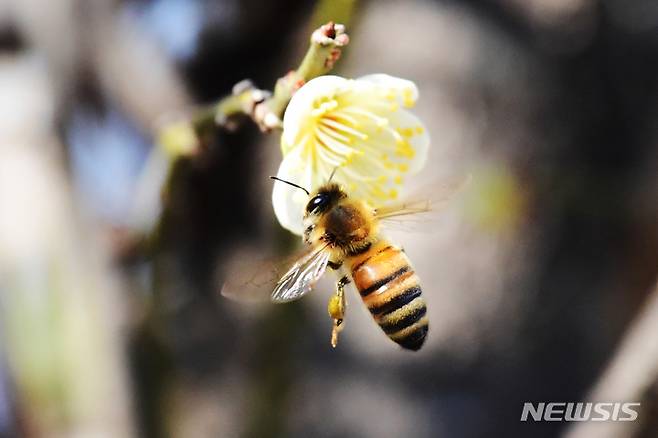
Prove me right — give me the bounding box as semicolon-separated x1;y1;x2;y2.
270;176;310;196
328;166;339;182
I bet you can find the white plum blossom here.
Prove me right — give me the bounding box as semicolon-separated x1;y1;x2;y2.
272;74;430;235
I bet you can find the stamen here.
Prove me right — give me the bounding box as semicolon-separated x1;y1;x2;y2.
340;165;377;182
315;129;362;158
355;149;392;172
402;88;415;107
311;99;339;117
328;110;360;127
315;141;346;167
397;127;415;138
320;118;369;140
342;107;389;127
317;124;351;144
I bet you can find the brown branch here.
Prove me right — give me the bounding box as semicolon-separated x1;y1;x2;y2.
189;21;349;136
564;280;658;438
136;21;349;241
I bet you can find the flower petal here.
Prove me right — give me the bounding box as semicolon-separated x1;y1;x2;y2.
272;146;312;235
357;74;419;108
274;73;430;235
386;108;430;174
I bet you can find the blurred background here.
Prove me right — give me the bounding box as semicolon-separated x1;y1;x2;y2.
0;0;657;437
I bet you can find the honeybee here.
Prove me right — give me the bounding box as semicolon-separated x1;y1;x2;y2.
222;175;466;351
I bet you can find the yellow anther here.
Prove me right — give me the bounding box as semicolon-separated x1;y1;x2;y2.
398;127;414;138
395;141;415;158
402;88;415;108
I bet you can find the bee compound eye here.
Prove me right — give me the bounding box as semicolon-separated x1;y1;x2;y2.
307;194;328;213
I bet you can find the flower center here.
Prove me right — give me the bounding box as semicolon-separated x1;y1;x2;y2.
310;96;339;118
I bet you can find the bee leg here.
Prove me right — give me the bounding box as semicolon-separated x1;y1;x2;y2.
328;275;350;348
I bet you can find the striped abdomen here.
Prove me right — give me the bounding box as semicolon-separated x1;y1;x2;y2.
349;240;428;351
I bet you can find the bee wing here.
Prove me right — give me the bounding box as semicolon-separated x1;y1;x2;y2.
270;245;331;302
220;244;330;303
375;174;470;225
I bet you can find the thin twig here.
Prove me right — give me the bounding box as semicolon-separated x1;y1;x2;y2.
136;21;350;242
199;21;349;133
564;280;658;438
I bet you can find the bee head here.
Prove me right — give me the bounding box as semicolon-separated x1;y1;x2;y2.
302;183;347;244
269;176;349;244
305;183;346;216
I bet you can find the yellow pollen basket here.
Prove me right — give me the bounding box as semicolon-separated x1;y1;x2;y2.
328;294;344;320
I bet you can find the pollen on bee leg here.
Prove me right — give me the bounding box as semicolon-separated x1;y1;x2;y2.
328;293;344;320
328;276;349;348
328;295;345;348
